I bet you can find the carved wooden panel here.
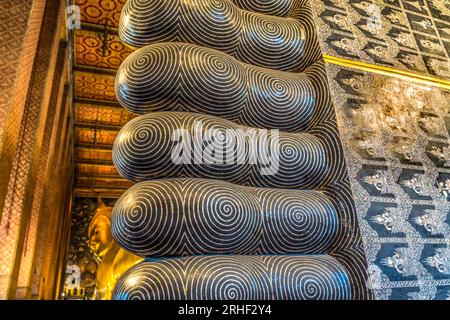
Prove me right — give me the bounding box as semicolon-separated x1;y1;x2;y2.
76;163;119;177
75;127;117;145
75;72;116;101
74;30;132;70
76;148;113;162
75;103;136;127
75;0;127;27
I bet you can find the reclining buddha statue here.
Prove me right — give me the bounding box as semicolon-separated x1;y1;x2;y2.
88;200;142;300
105;0;371;300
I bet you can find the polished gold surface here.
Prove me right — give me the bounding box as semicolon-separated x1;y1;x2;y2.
324;54;450;90
87;202;141;300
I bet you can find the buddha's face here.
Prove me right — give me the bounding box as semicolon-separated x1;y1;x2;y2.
88;205;114;258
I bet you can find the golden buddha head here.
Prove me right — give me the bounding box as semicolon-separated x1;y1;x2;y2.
88;201;114;258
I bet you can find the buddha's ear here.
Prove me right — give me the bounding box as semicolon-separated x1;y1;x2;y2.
88;218;95;238
97;194;106;208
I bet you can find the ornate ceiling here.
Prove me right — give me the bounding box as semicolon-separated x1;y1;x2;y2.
73;0;134;197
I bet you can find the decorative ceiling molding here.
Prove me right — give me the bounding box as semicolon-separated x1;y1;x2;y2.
74;29;132;70
75;127;118;145
75;163;119;176
71;0;133;197
75;0;127;27
75;176;133;188
74;71;116;101
76;148;113;162
75;103;135;127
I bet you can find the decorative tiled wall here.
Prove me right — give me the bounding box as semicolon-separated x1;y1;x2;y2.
311;0;450;79
326;62;450;300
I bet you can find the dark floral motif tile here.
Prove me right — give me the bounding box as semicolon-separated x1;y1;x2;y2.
406;13;437;36
357;166;396;198
402;0;429;15
363;202;408;238
389;286;437;300
436;22;450;41
434;286;450;300
311;0;450;80
408;204;447;239
426;0;450;21
420;244;450;279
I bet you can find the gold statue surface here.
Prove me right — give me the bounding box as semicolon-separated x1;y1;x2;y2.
88;201;142;300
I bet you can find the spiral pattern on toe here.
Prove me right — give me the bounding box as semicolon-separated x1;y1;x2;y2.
186;256;270;300
112;255;351;300
119;0;309;71
112;112;329;189
249;132;328;188
263;255;351;300
231;0;295;16
111;179;338;256
115;42;315;132
257;188;338;253
112;258;186;300
234;11;305;71
119;0;180;44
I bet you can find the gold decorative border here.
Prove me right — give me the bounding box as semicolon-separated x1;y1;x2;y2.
323;54;450;90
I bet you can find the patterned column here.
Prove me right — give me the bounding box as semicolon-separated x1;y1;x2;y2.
31;94;74;299
0;0;46;224
0;0;65;299
14;42;69;299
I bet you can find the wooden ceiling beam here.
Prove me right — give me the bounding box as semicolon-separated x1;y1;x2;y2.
76;159;114;166
76;173;124;180
74;65;116;76
80;22;119;35
74;192;122;199
74;98;123;108
74;187;127;197
75;186;129;192
75;122;121;131
76;181;130;188
75;193;122;199
75;143;113;150
75;179;131;187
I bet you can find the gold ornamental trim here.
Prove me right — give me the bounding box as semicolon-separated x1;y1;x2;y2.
323;54;450;90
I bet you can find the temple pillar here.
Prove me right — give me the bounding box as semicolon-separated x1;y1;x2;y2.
0;0;72;299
